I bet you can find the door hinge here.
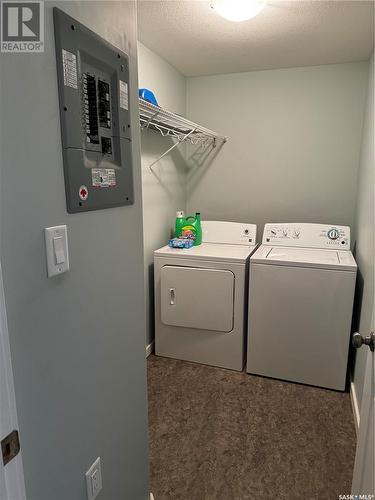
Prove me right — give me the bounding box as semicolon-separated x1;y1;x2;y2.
1;429;20;466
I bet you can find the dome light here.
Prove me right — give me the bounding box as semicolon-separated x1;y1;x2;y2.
211;0;266;22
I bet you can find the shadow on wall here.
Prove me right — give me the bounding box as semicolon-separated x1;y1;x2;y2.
141;128;224;211
141;130;187;196
186;141;226;199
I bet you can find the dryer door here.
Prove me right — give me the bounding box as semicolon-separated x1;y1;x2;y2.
161;266;234;332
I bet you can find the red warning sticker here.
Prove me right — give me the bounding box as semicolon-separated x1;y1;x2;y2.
79;185;88;201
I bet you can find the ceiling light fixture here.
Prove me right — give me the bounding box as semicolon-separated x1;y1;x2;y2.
211;0;266;22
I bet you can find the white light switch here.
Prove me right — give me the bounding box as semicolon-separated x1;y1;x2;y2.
53;237;65;265
44;225;69;277
85;457;102;500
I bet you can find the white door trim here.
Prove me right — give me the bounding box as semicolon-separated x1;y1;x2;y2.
351;346;374;494
146;341;154;358
350;380;361;432
0;261;26;500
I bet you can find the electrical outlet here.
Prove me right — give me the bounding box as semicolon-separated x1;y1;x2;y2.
85;457;102;500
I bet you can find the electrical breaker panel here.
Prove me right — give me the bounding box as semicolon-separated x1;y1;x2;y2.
53;8;134;213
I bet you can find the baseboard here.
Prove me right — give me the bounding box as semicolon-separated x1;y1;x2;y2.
350;381;360;432
146;341;154;358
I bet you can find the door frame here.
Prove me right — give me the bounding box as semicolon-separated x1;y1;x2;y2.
0;260;26;500
351;305;375;495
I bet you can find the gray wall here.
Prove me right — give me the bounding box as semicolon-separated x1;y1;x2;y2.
138;42;187;346
352;52;374;409
0;2;149;499
186;62;368;234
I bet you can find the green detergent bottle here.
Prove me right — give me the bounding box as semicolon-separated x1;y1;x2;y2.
175;210;186;238
191;212;202;246
174;211;202;246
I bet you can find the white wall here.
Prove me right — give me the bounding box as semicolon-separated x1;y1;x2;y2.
138;42;187;345
186;62;368;234
352;52;374;410
0;3;149;499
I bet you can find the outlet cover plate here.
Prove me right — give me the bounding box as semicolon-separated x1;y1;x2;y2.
85;457;102;500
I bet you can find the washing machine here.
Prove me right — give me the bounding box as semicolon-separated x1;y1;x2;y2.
247;223;357;390
154;221;258;371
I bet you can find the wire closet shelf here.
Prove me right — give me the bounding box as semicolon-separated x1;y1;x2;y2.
139;98;227;169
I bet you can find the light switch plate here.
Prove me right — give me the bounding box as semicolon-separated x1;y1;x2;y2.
44;225;70;277
85;457;102;500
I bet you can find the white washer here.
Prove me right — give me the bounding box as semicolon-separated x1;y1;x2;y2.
247;223;357;390
154;221;258;371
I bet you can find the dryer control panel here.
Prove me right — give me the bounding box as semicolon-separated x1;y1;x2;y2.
262;223;350;250
202;221;257;245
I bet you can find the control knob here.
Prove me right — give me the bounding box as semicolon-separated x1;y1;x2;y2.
327;228;339;240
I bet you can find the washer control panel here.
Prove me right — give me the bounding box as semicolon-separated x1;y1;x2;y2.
262;223;350;249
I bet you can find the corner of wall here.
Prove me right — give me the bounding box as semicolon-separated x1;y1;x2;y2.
138;43;188;347
351;50;375;410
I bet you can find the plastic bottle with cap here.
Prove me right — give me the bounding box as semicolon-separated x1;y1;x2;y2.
175;210;186;239
174;210;202;246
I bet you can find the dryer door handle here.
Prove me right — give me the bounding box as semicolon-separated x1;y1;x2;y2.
169;288;176;306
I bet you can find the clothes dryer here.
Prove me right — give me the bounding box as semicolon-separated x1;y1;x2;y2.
154;221;258;371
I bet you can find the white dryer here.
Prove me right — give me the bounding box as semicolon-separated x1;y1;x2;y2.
154;221;258;371
247;223;357;391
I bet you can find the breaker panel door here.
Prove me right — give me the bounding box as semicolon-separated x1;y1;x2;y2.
54;8;134;213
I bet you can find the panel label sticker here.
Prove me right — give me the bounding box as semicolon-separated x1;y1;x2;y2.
119;80;128;110
92;168;116;188
62;49;78;89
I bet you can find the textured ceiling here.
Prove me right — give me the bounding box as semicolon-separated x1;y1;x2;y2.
137;0;374;76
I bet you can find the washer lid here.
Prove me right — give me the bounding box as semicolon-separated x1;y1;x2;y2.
251;245;357;271
154;243;257;263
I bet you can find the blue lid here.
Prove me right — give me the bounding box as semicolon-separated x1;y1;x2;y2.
139;88;158;106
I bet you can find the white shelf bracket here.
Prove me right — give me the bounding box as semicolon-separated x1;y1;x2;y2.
149;128;197;170
139;98;227;169
141;110;160;130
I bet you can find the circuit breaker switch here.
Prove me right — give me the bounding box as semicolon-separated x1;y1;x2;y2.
101;137;112;155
